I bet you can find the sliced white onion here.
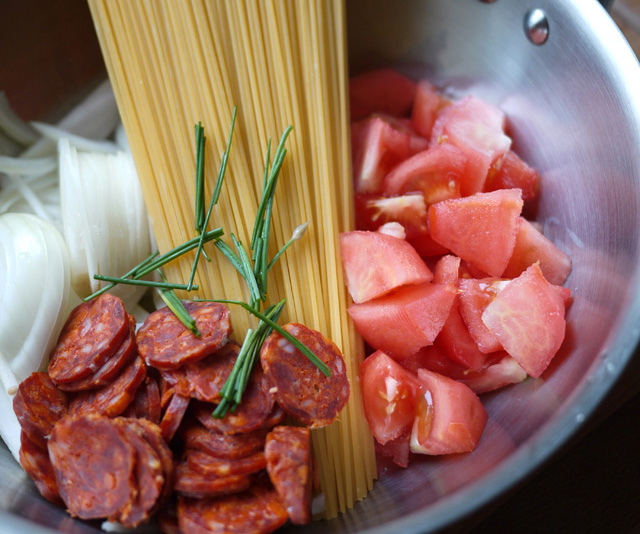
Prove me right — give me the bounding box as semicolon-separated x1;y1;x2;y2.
0;155;57;175
59;139;152;307
0;92;40;146
21;79;119;159
0;213;70;383
32;122;119;154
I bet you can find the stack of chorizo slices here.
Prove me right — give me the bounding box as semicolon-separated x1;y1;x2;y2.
13;293;351;534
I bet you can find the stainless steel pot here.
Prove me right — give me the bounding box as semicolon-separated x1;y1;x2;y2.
2;0;640;532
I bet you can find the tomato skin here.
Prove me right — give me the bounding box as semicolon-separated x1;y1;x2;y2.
433;255;488;370
481;263;567;378
458;277;509;354
410;369;487;455
361;350;421;445
429;189;523;277
354;193;448;257
383;144;467;205
340;230;433;304
459;355;528;394
349;69;417;120
348;282;456;359
411;79;450;138
485;150;539;202
502;217;572;286
431;95;511;195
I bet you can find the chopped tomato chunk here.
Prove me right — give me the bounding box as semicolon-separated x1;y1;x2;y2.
340;230;433;304
485;150;539;202
410;369;487;455
411;79;450;138
481;263;567;377
383;144;467;205
428;189;523;277
502;217;572;285
349;69;417;120
348;282;456;359
361;351;421;445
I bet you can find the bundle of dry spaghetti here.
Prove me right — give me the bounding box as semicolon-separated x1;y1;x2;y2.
87;0;376;517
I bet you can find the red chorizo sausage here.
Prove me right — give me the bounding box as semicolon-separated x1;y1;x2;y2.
57;314;137;392
193;366;274;435
186;449;267;478
137;302;231;370
183;342;239;403
174;461;251;499
69;355;146;418
13;372;68;449
48;293;128;384
260;323;350;427
177;476;288;534
182;423;266;460
48;414;136;521
113;418;165;527
19;431;61;505
159;392;190;443
265;426;312;524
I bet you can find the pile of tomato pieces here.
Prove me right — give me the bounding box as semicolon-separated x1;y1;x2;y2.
342;69;572;468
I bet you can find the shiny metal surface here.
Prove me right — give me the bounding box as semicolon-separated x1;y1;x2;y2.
2;0;640;533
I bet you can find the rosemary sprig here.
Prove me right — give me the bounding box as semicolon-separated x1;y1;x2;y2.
188;107;237;291
92;275;198;291
157;270;200;336
194;121;206;233
196;298;331;377
211;301;285;417
85;227;223;301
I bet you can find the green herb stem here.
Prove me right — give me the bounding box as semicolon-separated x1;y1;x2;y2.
188;108;237;291
194;122;206;232
196;298;331;377
92;275;198;291
84;229;221;302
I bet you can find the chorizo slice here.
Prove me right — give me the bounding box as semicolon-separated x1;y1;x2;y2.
193;367;274;435
69;355;146;418
177;476;288;534
182;342;239;403
186;449;267;478
265;426;312;525
158;367;188;409
174;462;251;499
113;418;165;527
182;423;266;460
126;418;175;504
122;376;162;424
159;392;190;443
48;293;128;384
13;372;68;449
157;501;180;534
48;414;136;521
137;301;231;370
260;323;350;427
57;314;137;392
19;431;61;504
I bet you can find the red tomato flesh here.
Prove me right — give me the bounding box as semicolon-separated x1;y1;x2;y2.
459;355;528;394
481;263;567;378
349;69;417;121
340;230;433;304
485;150;539;202
411;79;450;138
352;116;417;195
431;95;511;195
355;193;448;257
502;217;572;285
428;189;523;277
360;350;421;445
348;282;456;359
433;255;488;370
458;277;510;354
410;369;487;455
383;143;467;205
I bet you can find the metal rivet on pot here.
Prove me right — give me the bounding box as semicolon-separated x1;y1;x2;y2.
524;8;549;45
479;0;497;3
